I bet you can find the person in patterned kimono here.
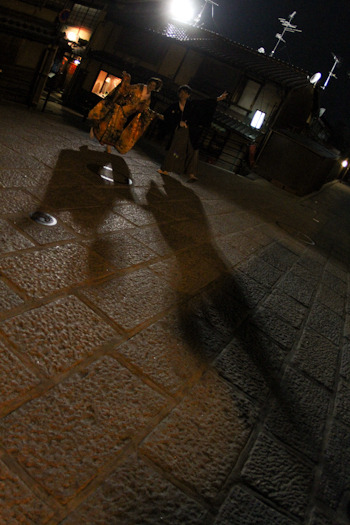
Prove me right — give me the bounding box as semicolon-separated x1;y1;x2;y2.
88;71;163;154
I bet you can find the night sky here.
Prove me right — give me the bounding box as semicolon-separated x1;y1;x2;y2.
198;0;350;127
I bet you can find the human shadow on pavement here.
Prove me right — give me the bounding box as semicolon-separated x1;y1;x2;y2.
31;145;135;278
145;175;330;473
145;176;283;389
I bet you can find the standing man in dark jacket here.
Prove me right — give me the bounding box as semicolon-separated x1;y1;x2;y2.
158;85;227;182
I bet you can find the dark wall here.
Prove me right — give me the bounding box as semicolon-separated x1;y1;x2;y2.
274;86;315;132
257;131;339;195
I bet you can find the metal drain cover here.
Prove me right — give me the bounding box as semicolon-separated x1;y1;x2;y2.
30;211;57;226
99;164;132;185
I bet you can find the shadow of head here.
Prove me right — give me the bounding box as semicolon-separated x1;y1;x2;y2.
38;146;132;209
31;146;136;246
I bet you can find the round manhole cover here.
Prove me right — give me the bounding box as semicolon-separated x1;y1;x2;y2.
30;211;57;226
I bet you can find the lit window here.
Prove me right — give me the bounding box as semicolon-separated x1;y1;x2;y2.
92;71;121;98
251;110;265;129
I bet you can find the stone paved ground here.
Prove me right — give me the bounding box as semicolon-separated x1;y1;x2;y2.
0;101;350;524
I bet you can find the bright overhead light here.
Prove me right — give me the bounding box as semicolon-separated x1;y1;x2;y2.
251;110;265;129
169;0;196;23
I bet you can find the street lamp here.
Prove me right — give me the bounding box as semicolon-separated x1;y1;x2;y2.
169;0;196;23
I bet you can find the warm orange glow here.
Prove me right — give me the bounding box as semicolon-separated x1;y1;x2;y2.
91;71;121;98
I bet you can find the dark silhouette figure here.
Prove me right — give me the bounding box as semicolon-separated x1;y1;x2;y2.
32;145;134;277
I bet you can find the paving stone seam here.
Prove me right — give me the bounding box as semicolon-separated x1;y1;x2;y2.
219;426;316;523
111;346;206;401
132;368;260;504
216;479;305;525
0;283;125;325
1;217;50;249
213;261;340;518
0;448;63;515
0;276;29;305
74;287;183;338
0;336;125;418
0;389;178;518
294;262;349;519
240;432;316;523
138;452;217;515
0;325;51;375
308;371;350;522
45;449;215;525
0;239;88;261
47;411;186;521
287;335;341;394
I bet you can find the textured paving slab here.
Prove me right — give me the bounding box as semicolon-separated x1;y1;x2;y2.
0;336;40;413
115;311;204;394
0;279;24;314
214;484;299;525
80;268;180;332
61;454;209;525
0;356;168;504
140;371;257;501
0;458;55;524
0;243;113;298
1;295;120;377
241;432;314;520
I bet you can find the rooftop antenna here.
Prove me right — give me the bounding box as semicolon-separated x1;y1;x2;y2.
270;11;302;57
193;0;219;27
322;53;340;90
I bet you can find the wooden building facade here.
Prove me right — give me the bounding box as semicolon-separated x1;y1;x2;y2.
0;0;341;194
